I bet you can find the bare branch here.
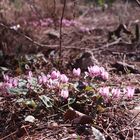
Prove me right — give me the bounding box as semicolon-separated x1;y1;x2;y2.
59;0;67;69
136;0;140;6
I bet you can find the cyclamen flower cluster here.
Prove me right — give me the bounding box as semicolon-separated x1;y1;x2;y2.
25;17;92;34
61;19;80;27
1;71;69;99
0;66;135;101
29;18;53;27
99;86;135;101
3;74;18;88
37;71;69;85
124;86;135;98
36;71;69;99
87;65;109;80
30;18;80;28
79;26;90;33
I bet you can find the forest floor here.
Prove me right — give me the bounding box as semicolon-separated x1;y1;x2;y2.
0;0;140;140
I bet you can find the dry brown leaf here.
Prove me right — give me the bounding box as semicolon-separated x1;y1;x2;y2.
64;107;93;125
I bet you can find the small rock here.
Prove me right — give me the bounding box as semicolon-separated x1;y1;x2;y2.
72;51;99;71
25;115;35;123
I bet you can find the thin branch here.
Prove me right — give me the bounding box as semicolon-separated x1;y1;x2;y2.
128;111;140;126
59;0;67;69
0;22;57;49
72;0;78;19
117;111;140;134
136;0;140;6
53;0;56;16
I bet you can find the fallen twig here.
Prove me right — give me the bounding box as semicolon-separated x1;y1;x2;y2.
94;125;113;140
111;61;140;74
128;111;140;126
1;130;17;140
117;111;140;134
0;22;58;49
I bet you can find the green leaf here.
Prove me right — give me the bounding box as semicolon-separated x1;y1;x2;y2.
33;86;44;94
39;95;53;108
85;86;93;91
18;79;27;88
25;99;37;109
0;67;9;71
28;77;43;93
28;77;38;86
8;88;28;95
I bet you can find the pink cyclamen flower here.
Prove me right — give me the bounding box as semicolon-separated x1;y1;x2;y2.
73;68;81;77
38;74;48;84
12;78;18;87
46;18;53;24
62;19;71;27
60;89;69;99
111;88;120;98
50;71;60;80
5;82;13;88
41;75;47;84
126;86;135;98
40;20;49;27
88;65;101;77
80;27;90;32
99;87;110;98
99;67;109;80
60;74;69;83
28;71;33;79
101;71;109;80
26;83;31;89
3;74;9;82
38;75;43;84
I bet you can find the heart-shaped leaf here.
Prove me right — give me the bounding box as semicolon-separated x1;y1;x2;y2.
39;95;53;108
7;88;28;95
